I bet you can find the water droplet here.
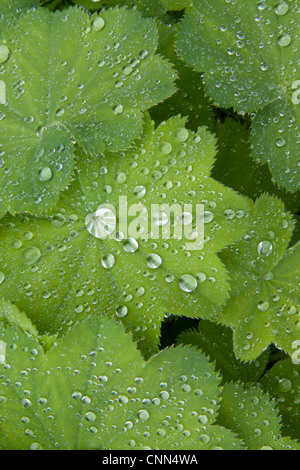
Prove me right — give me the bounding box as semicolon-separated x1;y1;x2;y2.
123;238;139;253
198;415;208;425
139;50;149;59
85;411;96;422
85;207;116;239
275;2;289;15
138;409;150;421
152;211;169;226
181;212;193;225
224;209;235;220
38;167;53;182
133;185;146;198
0;45;9;64
30;442;43;450
196;272;207;283
257;300;270;312
257;240;273;256
101;254;115;269
0;272;5;285
288;305;297;315
278;33;292;47
92;16;105;31
22;247;41;265
179;274;198;292
113;104;123;115
160;142;172;155
146;253;162;269
260;63;268;71
21;398;32;408
278;378;293;392
203;211;214;223
200;434;210;444
116;305;128;318
175;127;189;142
276;137;286;147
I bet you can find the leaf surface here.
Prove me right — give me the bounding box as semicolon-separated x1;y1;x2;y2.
0;115;250;357
177;0;300;191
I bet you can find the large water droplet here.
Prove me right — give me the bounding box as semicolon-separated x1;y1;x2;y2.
175;127;189;142
138;409;150;421
278;34;292;47
85;411;96;422
179;274;198;292
278;378;293;392
276;137;286;147
101;254;115;269
146;253;162;269
116;305;128;318
123;238;139;253
0;272;5;285
23;247;41;265
92;16;105;31
38;167;53;182
181;212;193;225
275;1;289;15
133;185;146;198
203;211;214;223
0;45;9;64
113;104;123;115
160;142;172;155
257;300;270;312
257;240;273;256
152;211;169;226
85;207;116;239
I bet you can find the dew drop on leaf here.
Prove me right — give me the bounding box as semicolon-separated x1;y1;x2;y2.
138;409;150;421
85;411;96;422
101;254;115;269
146;253;162;269
123;238;139;253
115;305;128;318
257;240;273;256
85;207;116;239
179;274;198;292
133;185;146;198
278;34;292;47
160;142;172;154
92;16;105;32
257;300;270;312
278;378;293;392
152;211;169;226
275;1;289;15
22;247;41;265
38;167;53;182
0;45;9;64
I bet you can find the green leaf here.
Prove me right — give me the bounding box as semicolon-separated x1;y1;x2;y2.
160;0;190;10
0;0;38;30
177;319;269;385
101;0;166;18
70;1;104;11
0;316;243;450
150;21;214;132
217;194;300;362
216;382;300;450
0;115;250;358
261;357;300;441
0;6;176;215
0;299;38;337
39;0;63;10
177;0;300;192
212;117;300;213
